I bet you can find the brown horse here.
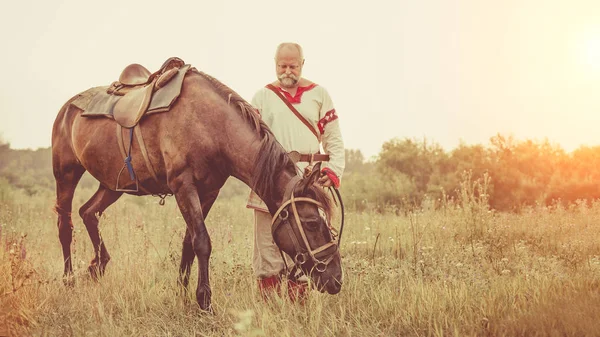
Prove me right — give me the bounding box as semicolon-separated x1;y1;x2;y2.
51;68;342;310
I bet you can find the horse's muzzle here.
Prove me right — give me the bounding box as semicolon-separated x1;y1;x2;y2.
326;280;342;294
327;282;342;295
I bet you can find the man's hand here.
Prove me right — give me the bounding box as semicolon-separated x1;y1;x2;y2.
317;174;333;187
306;165;338;188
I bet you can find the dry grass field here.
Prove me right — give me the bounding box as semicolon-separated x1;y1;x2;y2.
1;179;600;336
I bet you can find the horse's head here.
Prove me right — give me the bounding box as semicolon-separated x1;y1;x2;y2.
271;162;343;294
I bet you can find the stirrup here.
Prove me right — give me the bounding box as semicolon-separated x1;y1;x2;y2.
115;164;139;192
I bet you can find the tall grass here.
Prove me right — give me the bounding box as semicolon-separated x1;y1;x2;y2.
1;177;600;336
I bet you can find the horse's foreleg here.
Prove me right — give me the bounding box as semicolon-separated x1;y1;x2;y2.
171;174;212;311
79;185;122;280
178;191;219;293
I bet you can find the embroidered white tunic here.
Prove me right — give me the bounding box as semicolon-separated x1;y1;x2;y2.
246;83;345;212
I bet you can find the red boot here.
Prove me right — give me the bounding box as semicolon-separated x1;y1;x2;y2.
287;279;309;304
258;275;281;300
258;275;309;304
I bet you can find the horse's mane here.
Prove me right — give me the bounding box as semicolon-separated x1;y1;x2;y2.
193;70;295;198
193;70;264;135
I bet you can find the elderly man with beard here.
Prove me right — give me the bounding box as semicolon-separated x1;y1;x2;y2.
247;42;345;301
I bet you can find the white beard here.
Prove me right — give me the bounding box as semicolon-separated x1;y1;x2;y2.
278;74;298;88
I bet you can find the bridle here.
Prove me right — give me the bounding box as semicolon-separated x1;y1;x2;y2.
271;176;345;280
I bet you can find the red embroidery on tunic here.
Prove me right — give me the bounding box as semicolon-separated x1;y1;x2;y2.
317;109;338;134
275;83;317;104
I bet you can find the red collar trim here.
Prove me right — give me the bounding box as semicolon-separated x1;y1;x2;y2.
269;83;317;104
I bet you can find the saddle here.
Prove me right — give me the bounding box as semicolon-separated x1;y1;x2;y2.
81;57;191;128
119;63;152;86
76;57;192;194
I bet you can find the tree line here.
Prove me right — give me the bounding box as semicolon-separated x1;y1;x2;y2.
2;134;599;212
342;134;600;211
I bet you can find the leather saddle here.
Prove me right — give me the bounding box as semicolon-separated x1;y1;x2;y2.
119;63;152;86
108;57;185;128
81;57;190;128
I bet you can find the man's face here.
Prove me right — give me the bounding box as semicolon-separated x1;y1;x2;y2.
276;47;303;88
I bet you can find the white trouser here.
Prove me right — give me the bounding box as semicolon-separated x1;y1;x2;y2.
252;210;285;278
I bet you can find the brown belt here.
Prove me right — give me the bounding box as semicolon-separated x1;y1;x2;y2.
289;151;330;163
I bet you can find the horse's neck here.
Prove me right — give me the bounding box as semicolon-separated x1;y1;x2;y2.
223;128;295;214
262;169;297;213
245;156;296;214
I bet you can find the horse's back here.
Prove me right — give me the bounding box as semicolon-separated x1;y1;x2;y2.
52;87;104;139
52;71;236;194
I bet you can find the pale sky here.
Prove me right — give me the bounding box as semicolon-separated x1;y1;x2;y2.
1;0;599;159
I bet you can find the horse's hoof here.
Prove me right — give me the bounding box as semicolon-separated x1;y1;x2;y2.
198;303;213;314
176;285;189;298
196;286;212;312
88;264;100;281
62;274;75;287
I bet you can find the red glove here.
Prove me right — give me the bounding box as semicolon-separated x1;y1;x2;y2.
320;167;340;188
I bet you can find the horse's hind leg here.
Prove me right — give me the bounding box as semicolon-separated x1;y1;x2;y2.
53;157;85;285
179;229;194;291
79;185;122;280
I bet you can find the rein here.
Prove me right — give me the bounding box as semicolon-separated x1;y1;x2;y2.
331;186;345;246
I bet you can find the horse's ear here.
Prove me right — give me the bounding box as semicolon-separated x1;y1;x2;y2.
300;162;322;192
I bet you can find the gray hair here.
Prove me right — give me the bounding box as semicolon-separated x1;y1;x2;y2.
275;42;304;61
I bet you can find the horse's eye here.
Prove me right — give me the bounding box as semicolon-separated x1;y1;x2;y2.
304;220;320;232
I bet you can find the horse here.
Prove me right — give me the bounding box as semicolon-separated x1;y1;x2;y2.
51;66;342;311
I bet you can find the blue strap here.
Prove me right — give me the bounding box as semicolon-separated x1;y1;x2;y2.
124;156;135;180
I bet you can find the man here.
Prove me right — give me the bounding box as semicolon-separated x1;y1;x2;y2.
247;42;345;300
